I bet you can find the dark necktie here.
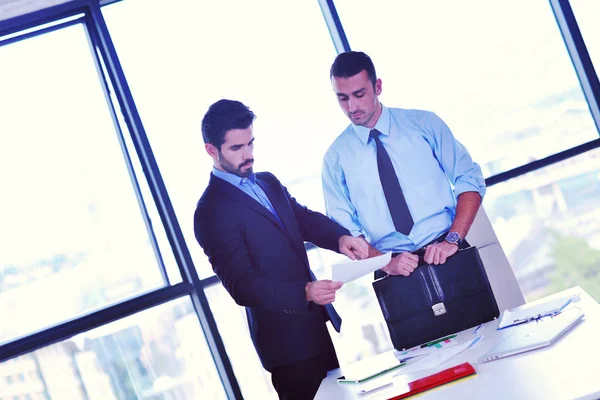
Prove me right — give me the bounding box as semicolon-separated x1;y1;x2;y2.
369;129;414;235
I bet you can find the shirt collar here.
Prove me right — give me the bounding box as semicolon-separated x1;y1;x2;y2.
212;167;256;186
352;104;390;145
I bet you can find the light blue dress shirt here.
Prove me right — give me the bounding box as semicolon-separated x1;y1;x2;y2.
212;168;283;225
322;105;486;253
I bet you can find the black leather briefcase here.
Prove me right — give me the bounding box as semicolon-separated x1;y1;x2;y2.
372;246;499;350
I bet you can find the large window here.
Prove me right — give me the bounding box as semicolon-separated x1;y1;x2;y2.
102;0;346;397
0;298;226;399
335;0;598;177
204;285;277;400
0;23;177;345
102;0;347;279
484;148;600;302
334;0;600;303
3;2;599;398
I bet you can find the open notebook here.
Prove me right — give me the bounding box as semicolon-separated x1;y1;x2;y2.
480;307;584;363
498;293;580;329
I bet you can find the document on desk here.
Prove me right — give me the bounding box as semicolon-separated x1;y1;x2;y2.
394;338;459;359
498;293;580;329
395;337;482;375
332;252;392;283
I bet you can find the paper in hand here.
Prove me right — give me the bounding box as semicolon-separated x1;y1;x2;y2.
332;252;392;283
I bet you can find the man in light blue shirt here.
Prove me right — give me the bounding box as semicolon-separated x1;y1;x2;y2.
322;51;486;277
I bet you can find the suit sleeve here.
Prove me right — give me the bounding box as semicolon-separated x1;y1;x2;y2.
265;172;350;253
194;203;310;313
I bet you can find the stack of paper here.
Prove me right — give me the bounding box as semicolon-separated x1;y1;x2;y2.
394;338;459;360
341;350;404;382
394;337;483;375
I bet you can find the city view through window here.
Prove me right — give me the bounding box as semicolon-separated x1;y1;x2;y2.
1;1;599;399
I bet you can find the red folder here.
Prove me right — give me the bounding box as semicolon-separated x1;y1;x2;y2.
388;362;476;399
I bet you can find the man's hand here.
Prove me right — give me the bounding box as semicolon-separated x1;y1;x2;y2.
339;235;369;260
305;280;343;305
423;241;458;265
382;252;419;276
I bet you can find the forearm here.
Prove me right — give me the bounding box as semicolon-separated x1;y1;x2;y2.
221;272;310;312
449;191;482;238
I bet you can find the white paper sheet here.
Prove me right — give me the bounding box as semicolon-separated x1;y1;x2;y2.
332;252;392;283
394;337;482;375
341;350;404;381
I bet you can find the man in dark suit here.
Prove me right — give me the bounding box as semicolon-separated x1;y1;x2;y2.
194;99;368;399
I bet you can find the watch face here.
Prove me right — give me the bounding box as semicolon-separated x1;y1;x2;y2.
446;232;460;243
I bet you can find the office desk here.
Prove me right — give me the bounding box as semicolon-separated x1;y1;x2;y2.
316;287;600;400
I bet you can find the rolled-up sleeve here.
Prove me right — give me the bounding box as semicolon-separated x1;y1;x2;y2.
322;153;365;238
427;113;486;200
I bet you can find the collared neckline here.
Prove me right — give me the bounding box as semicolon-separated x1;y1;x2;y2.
352;104;391;145
212;167;256;186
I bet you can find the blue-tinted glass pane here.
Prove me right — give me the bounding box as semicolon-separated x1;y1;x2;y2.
0;24;166;344
102;0;344;280
335;0;598;176
484;148;600;301
0;297;226;399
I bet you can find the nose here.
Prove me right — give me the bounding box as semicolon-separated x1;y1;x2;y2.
243;146;253;160
348;98;358;113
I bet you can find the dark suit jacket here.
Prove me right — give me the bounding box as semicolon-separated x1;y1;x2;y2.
194;171;349;370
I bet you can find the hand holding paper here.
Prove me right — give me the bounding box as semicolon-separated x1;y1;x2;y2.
332;252;392;283
305;280;343;305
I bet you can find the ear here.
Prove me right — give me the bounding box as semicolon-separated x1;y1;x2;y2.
205;143;219;159
375;78;382;96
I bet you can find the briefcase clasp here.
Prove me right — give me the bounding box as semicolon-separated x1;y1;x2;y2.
432;302;447;316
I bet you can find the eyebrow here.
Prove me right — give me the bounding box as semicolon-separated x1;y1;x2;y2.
337;88;367;97
228;137;255;150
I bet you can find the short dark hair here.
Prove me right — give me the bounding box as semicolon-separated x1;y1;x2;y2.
201;99;256;149
330;51;377;87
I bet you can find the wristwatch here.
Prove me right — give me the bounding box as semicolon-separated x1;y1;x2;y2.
444;231;463;246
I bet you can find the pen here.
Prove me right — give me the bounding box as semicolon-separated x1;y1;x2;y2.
420;334;457;348
474;324;482;334
558;297;574;312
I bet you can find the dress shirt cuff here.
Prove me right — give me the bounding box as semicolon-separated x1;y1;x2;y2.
455;179;486;200
349;228;365;238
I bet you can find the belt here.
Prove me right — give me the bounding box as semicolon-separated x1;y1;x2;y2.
391;232;448;259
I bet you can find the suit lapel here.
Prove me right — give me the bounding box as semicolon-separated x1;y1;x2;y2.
256;178;297;239
210;174;284;232
209;173;310;269
256;176;310;265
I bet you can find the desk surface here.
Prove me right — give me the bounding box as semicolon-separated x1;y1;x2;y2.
316;287;600;400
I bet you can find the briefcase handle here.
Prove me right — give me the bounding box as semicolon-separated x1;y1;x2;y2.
411;245;472;265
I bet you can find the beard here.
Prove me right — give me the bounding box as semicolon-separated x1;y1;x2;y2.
219;153;254;177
